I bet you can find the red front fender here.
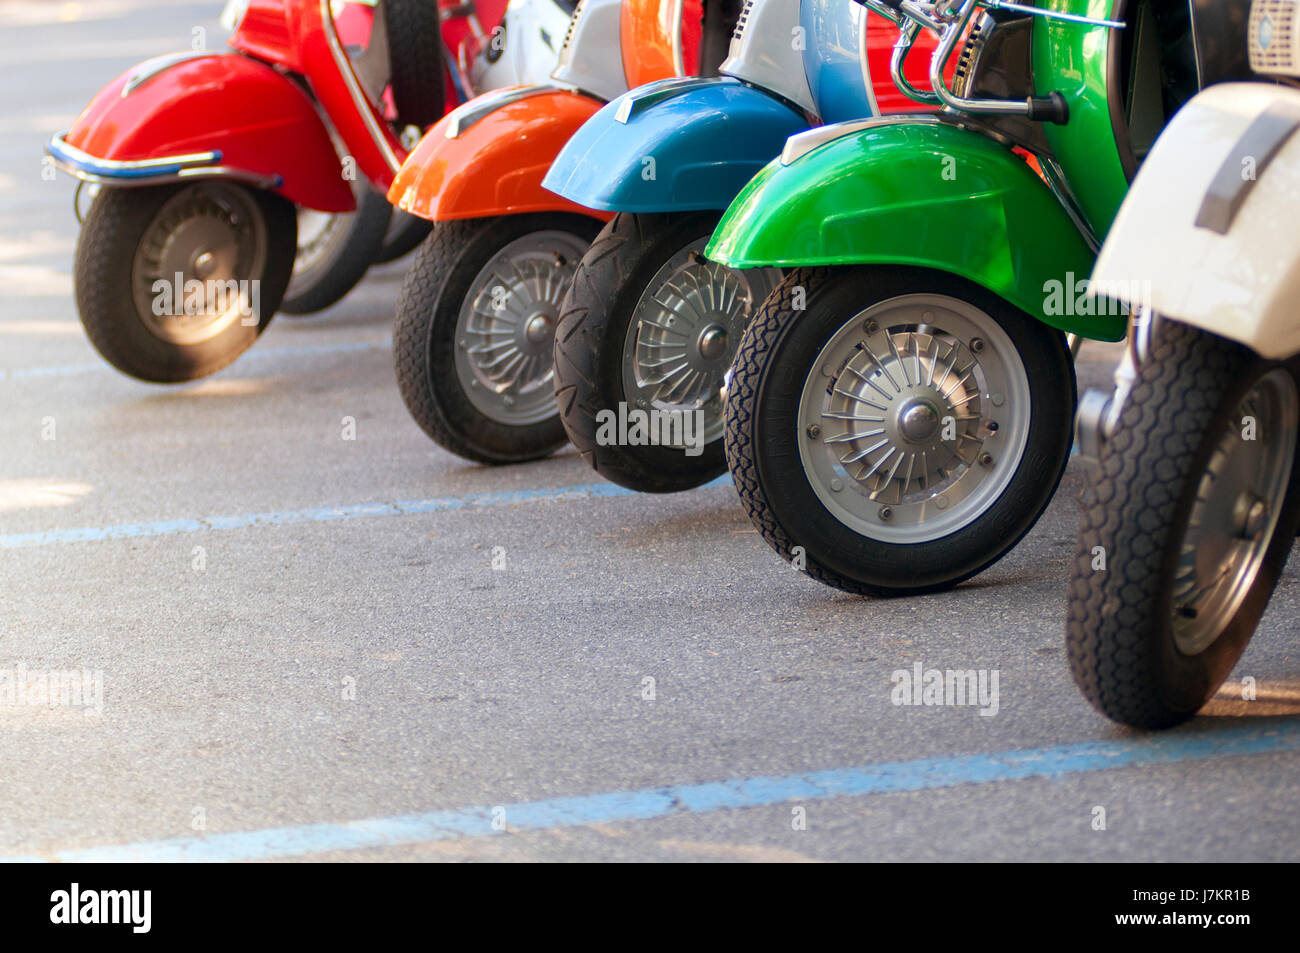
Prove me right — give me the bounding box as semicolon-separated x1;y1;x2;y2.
388;87;612;222
64;52;356;213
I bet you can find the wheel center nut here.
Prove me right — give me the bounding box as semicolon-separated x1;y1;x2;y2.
524;312;554;346
898;398;941;444
698;324;728;362
1243;498;1270;538
193;251;216;280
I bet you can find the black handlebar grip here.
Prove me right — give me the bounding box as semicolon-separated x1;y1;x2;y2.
1027;92;1069;125
853;0;905;9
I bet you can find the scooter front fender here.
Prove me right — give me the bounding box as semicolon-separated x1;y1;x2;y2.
388;86;610;221
542;77;809;213
1091;83;1300;361
706;118;1120;340
51;52;356;213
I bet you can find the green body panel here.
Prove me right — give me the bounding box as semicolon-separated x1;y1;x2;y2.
705;120;1125;341
1034;0;1130;236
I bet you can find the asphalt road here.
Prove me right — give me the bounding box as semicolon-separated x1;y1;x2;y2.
0;0;1297;863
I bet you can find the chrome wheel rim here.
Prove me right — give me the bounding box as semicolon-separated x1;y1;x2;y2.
1171;368;1298;655
454;229;590;426
796;293;1031;544
131;183;267;345
621;240;777;447
293;207;349;276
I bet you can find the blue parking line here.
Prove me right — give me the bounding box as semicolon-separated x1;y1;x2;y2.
0;476;734;550
7;720;1299;862
0;340;391;382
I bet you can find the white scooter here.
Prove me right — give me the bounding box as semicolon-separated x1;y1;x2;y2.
1068;3;1300;729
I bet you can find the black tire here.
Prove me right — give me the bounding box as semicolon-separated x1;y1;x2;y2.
280;186;392;315
1067;321;1300;729
375;208;433;264
554;211;777;493
73;182;296;384
384;0;444;128
394;212;603;464
724;265;1076;596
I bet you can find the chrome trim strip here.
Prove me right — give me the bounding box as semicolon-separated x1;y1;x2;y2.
48;133;221;178
984;0;1124;29
175;166;284;189
613;76;719;123
779;115;941;166
443;84;560;138
858;11;880;118
670;0;686;77
320;0;401;175
122;51;220;96
1036;153;1101;252
47;134;280;190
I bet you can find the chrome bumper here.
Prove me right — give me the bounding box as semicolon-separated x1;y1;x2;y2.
46;133;279;190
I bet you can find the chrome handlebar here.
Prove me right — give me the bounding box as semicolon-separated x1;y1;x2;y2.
855;0;1123;125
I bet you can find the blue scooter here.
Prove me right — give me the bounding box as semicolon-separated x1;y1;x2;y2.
543;0;933;492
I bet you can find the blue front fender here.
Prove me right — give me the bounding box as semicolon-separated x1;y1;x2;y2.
542;77;809;213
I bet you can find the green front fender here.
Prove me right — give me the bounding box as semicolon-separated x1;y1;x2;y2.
705;120;1124;341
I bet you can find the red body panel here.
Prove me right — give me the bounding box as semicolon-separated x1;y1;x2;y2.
271;0;405;187
59;0;427;210
65;54;356;212
439;0;510;81
389;89;613;222
228;0;306;69
866;10;953;113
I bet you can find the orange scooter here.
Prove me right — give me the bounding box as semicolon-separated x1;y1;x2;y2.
387;0;738;464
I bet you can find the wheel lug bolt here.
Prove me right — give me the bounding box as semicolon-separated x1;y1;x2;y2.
864;320;878;334
807;424;821;439
879;506;893;521
987;421;998;433
970;338;985;353
979;452;993;466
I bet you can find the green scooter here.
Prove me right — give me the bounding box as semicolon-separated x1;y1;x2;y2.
711;0;1253;596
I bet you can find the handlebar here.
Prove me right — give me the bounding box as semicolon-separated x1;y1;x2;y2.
854;0;1120;125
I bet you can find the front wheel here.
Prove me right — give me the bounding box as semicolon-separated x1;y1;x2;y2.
554;211;780;493
73;181;296;383
724;266;1076;595
1067;321;1300;729
394;213;603;464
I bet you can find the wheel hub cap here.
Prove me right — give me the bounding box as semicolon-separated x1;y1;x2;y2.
897;396;942;444
623;239;778;447
292;207;348;276
524;311;554;347
131;183;267;346
697;323;728;362
1172;368;1298;655
454;229;591;427
796;295;1032;544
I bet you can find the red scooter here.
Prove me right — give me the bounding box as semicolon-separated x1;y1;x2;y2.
47;0;444;383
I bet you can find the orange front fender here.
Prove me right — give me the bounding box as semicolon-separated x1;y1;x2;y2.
387;87;613;222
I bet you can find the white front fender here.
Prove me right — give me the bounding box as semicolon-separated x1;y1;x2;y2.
1091;83;1300;361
